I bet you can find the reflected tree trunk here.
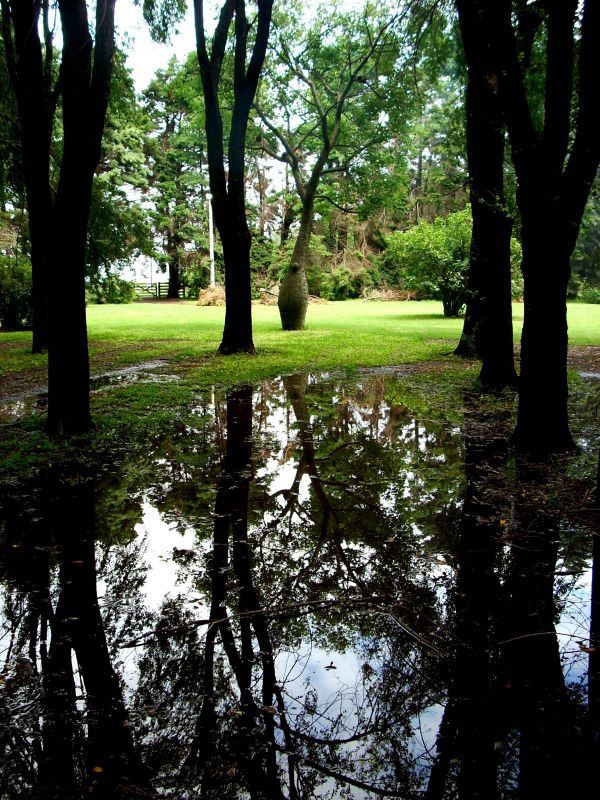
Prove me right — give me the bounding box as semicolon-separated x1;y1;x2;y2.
32;480;147;798
454;0;517;387
498;457;579;798
185;386;286;799
426;394;508;800
282;374;370;594
589;450;600;740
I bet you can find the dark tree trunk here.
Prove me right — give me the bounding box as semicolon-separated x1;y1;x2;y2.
186;386;285;797
45;0;116;434
194;0;274;355
1;0;55;353
426;395;508;799
498;457;579;797
3;1;116;433
47;161;93;433
454;0;517;387
513;198;573;450
218;200;255;353
166;230;182;299
590;451;600;739
488;0;600;452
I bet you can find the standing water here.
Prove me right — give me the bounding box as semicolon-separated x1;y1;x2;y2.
0;371;598;798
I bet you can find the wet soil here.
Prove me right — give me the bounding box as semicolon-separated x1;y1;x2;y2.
2;343;600;403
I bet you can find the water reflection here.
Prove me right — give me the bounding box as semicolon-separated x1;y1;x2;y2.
0;373;598;797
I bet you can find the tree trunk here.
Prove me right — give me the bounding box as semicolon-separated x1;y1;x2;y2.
513;201;574;451
217;197;255;354
45;0;116;434
167;229;182;299
278;195;312;330
46;196;93;434
487;0;600;452
590;450;600;738
2;1;54;353
455;0;517;387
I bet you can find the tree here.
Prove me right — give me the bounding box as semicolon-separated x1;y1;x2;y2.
453;2;517;387
1;0;118;433
254;0;413;330
87;51;155;297
143;55;209;299
486;0;600;452
194;0;274;354
0;0;57;354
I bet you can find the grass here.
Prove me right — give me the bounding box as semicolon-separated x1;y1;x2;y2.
2;299;600;385
1;299;599;477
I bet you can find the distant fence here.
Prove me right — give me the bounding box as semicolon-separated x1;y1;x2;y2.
134;282;188;299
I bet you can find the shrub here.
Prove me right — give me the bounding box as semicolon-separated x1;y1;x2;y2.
86;274;136;304
385;209;472;316
320;265;373;300
386;209;523;316
0;255;33;329
579;282;600;304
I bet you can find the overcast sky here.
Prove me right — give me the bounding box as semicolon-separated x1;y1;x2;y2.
115;1;198;92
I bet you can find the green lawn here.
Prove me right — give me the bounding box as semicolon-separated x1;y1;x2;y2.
2;299;599;474
2;300;600;388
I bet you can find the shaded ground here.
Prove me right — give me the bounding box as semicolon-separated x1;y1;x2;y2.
2;341;600;402
0;341;157;401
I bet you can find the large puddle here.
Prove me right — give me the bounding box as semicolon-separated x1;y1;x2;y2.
0;372;598;798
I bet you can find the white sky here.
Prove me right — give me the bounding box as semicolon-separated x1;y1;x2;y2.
115;0;367;93
115;1;198;92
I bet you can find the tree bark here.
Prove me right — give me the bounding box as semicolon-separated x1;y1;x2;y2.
454;0;517;387
218;200;255;353
166;229;182;299
278;192;312;330
490;0;600;452
1;0;54;353
3;1;116;433
46;0;116;434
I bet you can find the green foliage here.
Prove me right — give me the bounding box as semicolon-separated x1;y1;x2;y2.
386;209;523;316
0;39;23;212
143;55;209;288
320;265;373;301
385;208;472;316
136;0;187;44
86;274;137;305
571;177;600;291
88;49;155;279
510;237;524;298
578;282;600;305
0;254;32;329
405;77;467;223
254;0;419;241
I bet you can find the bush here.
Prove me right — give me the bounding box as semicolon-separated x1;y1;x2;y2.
0;256;33;329
86;274;136;304
385;209;523;316
320;265;373;300
579;282;600;304
385;209;472;316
